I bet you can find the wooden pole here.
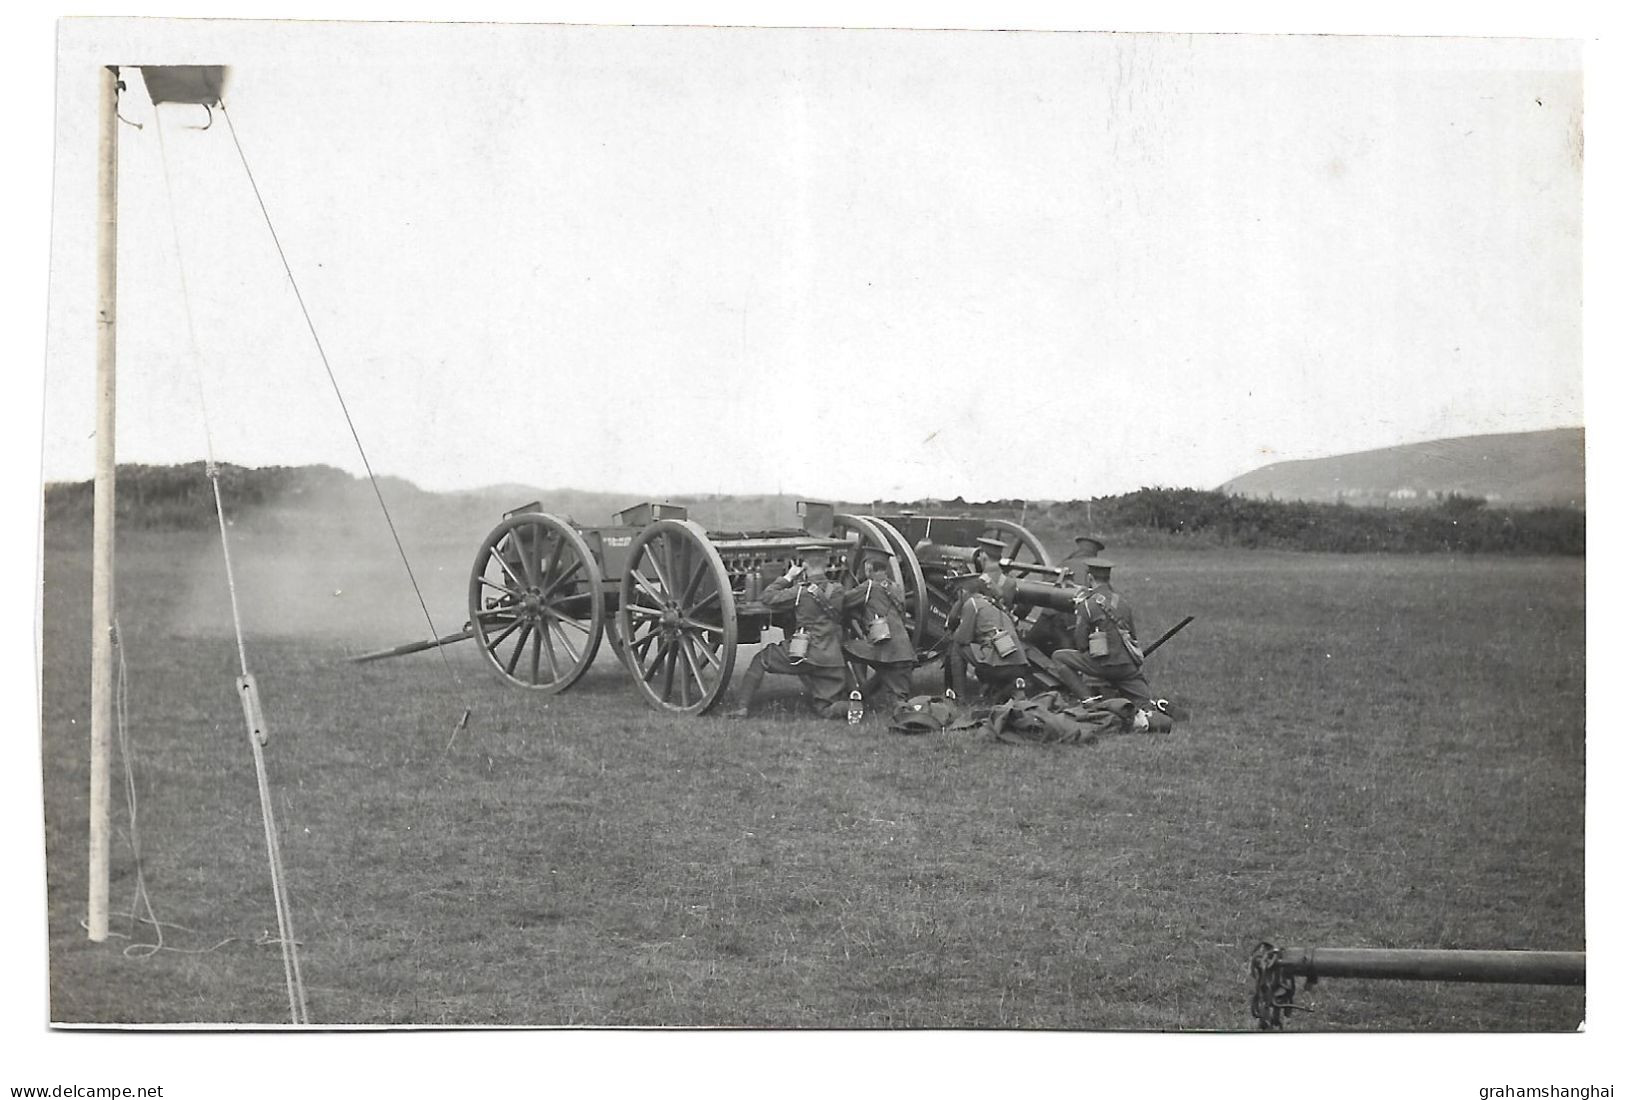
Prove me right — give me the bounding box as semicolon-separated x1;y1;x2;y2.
88;64;119;942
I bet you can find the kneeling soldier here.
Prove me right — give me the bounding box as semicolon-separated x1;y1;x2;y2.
1050;557;1154;705
728;544;851;719
946;572;1030;702
842;545;917;715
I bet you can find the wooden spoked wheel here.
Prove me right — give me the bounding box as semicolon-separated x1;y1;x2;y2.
980;519;1054;569
832;513;906;588
856;514;929;650
616;519;738;715
468;512;605;692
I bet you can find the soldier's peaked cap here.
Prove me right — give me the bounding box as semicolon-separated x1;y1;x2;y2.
949;571;987;589
974;536;1007;551
1084;557;1115;571
1073;535;1107;554
859;543;895;557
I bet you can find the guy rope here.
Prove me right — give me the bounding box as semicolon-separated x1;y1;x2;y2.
89;63;473;1023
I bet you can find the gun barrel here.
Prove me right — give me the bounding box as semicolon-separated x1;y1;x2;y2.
1011;578;1085;613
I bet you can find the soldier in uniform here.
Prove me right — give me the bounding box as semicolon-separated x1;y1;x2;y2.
841;545;917;716
1024;536;1106;657
728;544;852;719
1049;557;1155;705
972;536;1022;611
1061;534;1108;565
945;572;1030;702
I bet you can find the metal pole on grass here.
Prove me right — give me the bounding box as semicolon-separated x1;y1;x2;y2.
88;63;120;942
1275;947;1585;986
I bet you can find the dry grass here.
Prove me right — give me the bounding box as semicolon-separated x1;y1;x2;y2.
40;522;1584;1029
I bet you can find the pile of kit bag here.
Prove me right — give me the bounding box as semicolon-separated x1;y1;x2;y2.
886;690;1175;745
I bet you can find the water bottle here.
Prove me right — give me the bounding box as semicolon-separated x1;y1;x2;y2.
847;690;864;725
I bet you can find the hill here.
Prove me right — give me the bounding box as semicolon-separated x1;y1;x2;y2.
1221;428;1584;509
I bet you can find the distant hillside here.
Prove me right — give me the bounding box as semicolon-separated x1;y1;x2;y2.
1222;429;1584;509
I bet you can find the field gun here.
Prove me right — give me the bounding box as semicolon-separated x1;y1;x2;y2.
859;510;1057;658
353;499;912;715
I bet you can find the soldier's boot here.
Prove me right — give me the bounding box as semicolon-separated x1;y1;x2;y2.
727;655;767;718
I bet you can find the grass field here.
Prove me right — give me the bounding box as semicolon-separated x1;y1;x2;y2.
40;513;1585;1030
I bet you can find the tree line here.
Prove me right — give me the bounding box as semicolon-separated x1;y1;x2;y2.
45;466;1584;555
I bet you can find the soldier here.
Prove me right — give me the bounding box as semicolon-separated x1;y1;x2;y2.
1049;557;1155;706
945;572;1030;702
972;536;1022;610
1022;535;1104;657
1061;534;1108;565
842;545;917;715
728;544;852;719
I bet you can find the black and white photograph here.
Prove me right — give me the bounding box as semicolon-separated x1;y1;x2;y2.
13;6;1613;1096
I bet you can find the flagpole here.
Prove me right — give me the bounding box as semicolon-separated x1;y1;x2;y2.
88;63;119;942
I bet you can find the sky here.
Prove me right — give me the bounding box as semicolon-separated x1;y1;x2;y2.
43;21;1582;503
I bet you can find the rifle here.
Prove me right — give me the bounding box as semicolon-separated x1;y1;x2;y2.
1141;615;1195;659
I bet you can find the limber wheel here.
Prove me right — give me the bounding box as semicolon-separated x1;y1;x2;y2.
861;514;929;650
468;512;605;692
617;519;738;715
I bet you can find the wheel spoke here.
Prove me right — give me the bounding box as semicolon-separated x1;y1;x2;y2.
630;569;667;607
645;536;677;596
688;631;723;670
679;617;725;635
547;618;580;664
679;543;707;608
543;529;565;589
539;556;584;601
553;611;592;636
479;575;521;598
674;642;692;707
640;637;670;682
504;624;533;676
507;530;537;587
678;635;708;692
627;603;662;620
538;622;562;681
689;588;721;615
630;629;659;657
491;549;524;590
659;640;677;700
484;616;524;649
530;621;544;684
